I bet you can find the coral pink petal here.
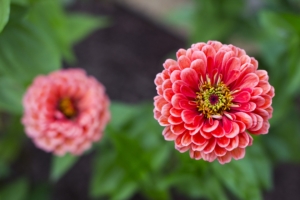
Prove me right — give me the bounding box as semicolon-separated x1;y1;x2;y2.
203;138;217;154
233;91;251;103
178;55;191;70
181;110;197;124
231;148;245;160
211;124;225;138
171;123;186;135
225;136;239;151
202;120;219;132
191;59;206;79
189;150;202;160
192;133;207;145
218;152;232;164
222;116;232;134
163;89;174;102
225;122;239;138
180;85;197;98
162;127;177;141
214;145;227;156
180;68;199;90
181;131;192;146
217;137;230;148
238;132;250;148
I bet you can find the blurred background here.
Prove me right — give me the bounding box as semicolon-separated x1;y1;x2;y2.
0;0;300;199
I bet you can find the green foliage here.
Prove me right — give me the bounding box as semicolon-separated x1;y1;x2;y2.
0;178;29;200
50;154;79;181
0;0;10;33
0;0;107;114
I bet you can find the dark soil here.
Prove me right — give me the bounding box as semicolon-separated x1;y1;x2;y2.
15;0;300;200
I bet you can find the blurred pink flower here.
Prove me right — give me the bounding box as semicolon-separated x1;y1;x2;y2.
154;41;274;164
22;69;110;156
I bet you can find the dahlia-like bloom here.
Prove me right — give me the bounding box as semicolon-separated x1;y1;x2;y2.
154;41;274;164
22;69;110;156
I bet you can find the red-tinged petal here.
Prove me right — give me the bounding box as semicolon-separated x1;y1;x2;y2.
201;151;217;162
217;137;230;148
248;113;263;132
248;134;253;146
206;56;215;78
202;119;219;132
225;122;239;138
252;87;263;96
233;91;251;103
176;49;186;58
179;99;196;110
250;121;270;135
231;148;245;160
191;50;207;63
163;59;177;69
203;138;217;154
175;145;190;153
171;94;186;109
258;81;271;94
256;70;269;81
170;70;181;83
168;65;180;73
181;85;196;98
208;40;222;51
178;55;191;70
225;136;239;151
180;68;199;90
224;70;240;86
238;132;250;148
184;123;199;130
191;59;206;79
163;89;174;102
170;108;182;117
181;131;192;146
153;109;161;120
214;145;227;156
200;129;212;139
154;96;168;112
168;115;182;125
251;96;265;107
234;112;252;129
162;79;172;90
191;142;208;151
161;69;170;80
202;45;216;58
162;127;177;141
267;86;275;98
161;103;171;116
190;127;201;135
158;116;169;126
154;74;163;86
260;95;272;109
175;134;184;147
172;80;187;93
171;123;185;135
189;150;202;160
192;133;207;145
211;124;225;138
182;110;197;124
231;102;256;112
234;73;259;89
222;116;232;134
156;86;163;95
254;108;269;119
218;152;232;164
214;50;226;69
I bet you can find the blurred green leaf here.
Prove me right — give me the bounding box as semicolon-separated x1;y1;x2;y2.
66;13;108;45
26;183;50;200
50;154;78;181
0;0;10;33
0;178;29;200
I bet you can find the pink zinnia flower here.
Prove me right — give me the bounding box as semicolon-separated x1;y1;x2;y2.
22;69;110;156
154;41;274;164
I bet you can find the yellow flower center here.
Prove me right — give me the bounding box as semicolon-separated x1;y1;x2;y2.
196;81;233;118
58;97;77;118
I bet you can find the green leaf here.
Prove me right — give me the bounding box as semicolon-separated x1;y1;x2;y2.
50;154;78;181
0;0;10;33
0;178;29;200
66;13;108;45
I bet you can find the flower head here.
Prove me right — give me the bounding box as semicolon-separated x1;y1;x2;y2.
22;69;110;156
154;41;274;164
